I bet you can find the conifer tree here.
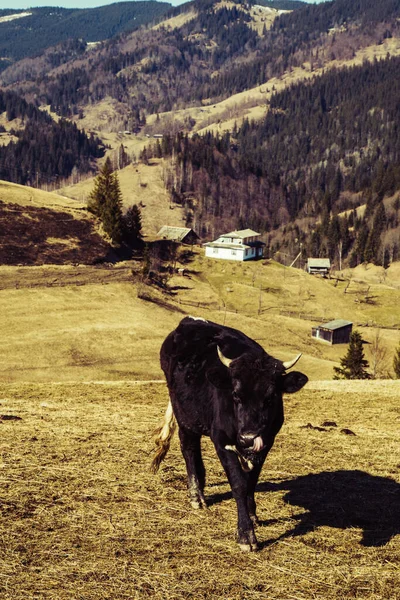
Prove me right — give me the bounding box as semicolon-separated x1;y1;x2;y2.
333;331;370;379
88;157;123;244
393;344;400;379
123;204;143;247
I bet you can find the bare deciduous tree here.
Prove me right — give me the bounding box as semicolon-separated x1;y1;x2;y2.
369;328;388;379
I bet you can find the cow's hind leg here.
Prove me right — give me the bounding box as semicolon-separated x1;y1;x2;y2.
179;428;207;509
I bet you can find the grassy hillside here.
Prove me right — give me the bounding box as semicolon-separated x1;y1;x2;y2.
59;158;186;237
0;250;398;384
0;180;112;265
0;379;398;598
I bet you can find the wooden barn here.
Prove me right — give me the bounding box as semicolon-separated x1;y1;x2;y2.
312;319;353;344
156;226;199;245
307;258;331;276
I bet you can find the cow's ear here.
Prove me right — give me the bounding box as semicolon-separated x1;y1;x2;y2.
282;371;308;393
206;367;232;389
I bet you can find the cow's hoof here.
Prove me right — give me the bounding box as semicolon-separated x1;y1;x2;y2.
190;499;207;509
238;529;258;552
239;541;259;552
190;494;207;509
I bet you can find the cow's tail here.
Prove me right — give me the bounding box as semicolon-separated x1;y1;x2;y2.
150;399;176;474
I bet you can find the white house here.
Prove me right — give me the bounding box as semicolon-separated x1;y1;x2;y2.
203;229;265;261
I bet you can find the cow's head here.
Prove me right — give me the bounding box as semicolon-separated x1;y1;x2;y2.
216;346;308;464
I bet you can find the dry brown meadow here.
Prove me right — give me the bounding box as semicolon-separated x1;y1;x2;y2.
0;242;399;598
0;380;399;599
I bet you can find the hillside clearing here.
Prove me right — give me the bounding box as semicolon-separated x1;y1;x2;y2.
0;12;32;24
152;8;197;31
0;180;85;212
59;159;186;237
0;255;399;384
0;380;398;599
142;36;400;138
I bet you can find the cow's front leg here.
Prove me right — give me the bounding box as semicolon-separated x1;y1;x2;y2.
214;444;258;551
246;458;266;526
179;428;207;509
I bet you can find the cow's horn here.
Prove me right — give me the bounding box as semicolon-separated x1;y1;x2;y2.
217;346;233;368
283;353;302;370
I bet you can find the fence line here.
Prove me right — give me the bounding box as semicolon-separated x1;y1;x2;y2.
2;280;398;332
0;276;133;291
174;299;399;330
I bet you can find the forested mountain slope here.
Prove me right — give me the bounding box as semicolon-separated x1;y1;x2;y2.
144;56;400;267
0;90;104;187
0;3;171;71
3;0;399;117
1;0;400;270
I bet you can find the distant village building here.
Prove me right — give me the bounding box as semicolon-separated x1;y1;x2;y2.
312;319;353;344
156;226;199;245
307;258;331;276
203;229;265;261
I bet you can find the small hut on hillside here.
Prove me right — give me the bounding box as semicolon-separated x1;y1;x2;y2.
312;319;353;344
307;258;331;276
156;226;199;245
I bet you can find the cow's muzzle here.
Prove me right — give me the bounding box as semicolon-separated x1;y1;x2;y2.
238;434;265;453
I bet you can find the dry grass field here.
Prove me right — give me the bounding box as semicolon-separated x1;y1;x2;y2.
0;251;399;384
0;227;399;598
0;380;398;599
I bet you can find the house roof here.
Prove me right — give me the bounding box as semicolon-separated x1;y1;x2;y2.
156;226;198;242
307;258;331;268
319;319;353;331
203;242;251;250
221;229;260;239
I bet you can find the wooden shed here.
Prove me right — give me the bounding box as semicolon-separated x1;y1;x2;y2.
156;226;199;245
312;319;353;344
307;258;331;276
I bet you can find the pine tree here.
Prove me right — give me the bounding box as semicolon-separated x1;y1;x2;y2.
88;157;123;244
88;157;113;218
123;204;143;247
333;331;370;379
393;344;400;379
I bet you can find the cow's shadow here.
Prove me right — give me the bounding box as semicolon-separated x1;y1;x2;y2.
209;470;400;547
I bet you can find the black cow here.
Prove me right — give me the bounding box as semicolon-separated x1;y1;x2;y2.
151;316;308;551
